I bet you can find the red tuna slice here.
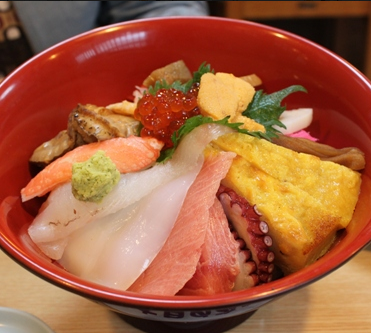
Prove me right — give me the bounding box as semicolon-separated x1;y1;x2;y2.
128;150;236;296
177;198;240;296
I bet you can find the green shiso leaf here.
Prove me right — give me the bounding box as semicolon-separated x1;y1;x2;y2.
157;115;259;163
242;85;307;139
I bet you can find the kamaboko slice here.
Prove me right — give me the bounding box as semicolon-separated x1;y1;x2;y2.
128;150;236;296
28;124;234;260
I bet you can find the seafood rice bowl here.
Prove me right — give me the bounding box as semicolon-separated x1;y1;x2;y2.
0;16;371;333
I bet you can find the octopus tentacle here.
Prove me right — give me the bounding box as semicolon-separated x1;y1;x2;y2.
217;185;275;289
235;247;259;290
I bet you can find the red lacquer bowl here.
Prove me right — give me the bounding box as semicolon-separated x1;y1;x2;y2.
0;17;371;333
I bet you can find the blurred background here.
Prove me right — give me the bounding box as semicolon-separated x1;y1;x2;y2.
209;1;371;80
1;1;370;83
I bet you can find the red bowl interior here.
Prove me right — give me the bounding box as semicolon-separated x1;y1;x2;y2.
1;16;371;310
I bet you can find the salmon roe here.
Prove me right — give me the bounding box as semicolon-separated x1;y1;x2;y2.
134;85;200;149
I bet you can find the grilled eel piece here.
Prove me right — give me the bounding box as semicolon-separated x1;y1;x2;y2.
29;104;140;168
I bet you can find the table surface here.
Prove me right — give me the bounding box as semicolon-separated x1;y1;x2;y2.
1;243;371;333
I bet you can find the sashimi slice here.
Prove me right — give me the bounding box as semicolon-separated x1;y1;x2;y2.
128;150;236;296
21;136;164;202
177;198;240;296
59;169;199;290
28;124;234;260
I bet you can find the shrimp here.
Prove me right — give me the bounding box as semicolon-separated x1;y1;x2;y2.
21;136;163;202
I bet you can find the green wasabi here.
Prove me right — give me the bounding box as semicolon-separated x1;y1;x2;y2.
71;150;120;202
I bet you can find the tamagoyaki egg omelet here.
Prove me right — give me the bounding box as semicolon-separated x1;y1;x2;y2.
210;132;362;275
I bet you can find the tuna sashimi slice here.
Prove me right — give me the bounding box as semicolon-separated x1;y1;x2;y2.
128;150;236;296
177;198;240;296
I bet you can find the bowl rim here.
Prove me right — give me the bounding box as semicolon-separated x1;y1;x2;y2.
1;15;371;310
2;15;370;90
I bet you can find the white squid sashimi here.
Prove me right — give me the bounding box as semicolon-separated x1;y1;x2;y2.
28;124;234;260
59;170;198;290
275;108;313;134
